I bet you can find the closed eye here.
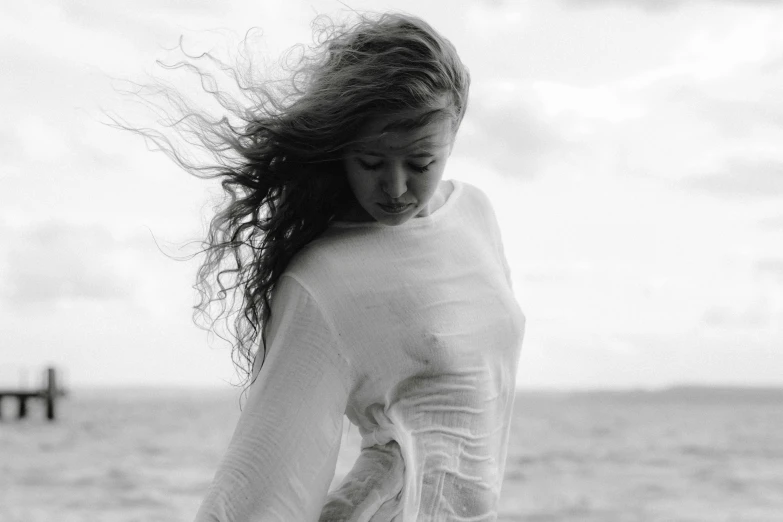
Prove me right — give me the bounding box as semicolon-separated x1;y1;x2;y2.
410;162;434;173
356;159;434;173
357;159;382;171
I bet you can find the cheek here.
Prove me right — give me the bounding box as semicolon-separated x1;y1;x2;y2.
345;167;375;198
408;176;438;202
420;167;445;191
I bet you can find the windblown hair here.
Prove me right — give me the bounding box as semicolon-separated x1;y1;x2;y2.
119;12;470;387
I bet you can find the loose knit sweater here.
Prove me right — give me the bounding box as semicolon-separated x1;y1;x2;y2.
194;180;526;521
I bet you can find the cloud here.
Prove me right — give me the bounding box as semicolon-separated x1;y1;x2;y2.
686;157;783;198
701;299;772;330
0;222;145;308
561;0;783;12
668;88;783;140
456;81;567;178
756;258;783;278
561;0;684;12
759;215;783;231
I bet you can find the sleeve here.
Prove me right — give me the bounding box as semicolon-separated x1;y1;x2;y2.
496;226;513;289
470;184;514;288
194;275;353;522
489;212;513;289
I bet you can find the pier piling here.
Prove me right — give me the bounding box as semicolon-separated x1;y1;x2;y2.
0;367;65;422
46;367;56;420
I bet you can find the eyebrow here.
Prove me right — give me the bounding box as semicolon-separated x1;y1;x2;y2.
358;150;436;159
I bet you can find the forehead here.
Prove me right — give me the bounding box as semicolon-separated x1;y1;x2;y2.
350;111;453;153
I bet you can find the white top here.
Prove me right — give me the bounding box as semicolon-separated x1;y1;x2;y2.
194;180;526;521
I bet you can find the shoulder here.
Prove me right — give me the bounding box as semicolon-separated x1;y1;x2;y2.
278;227;366;308
456;179;488;201
452;180;500;226
283;230;348;283
452;180;493;212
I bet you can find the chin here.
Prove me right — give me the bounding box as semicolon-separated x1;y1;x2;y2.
369;203;420;225
374;213;413;226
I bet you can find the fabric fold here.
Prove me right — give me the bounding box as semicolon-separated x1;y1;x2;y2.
319;440;405;522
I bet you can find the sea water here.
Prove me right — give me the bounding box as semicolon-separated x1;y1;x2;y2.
1;387;781;522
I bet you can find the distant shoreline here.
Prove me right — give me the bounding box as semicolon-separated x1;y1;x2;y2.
514;385;783;402
63;383;783;395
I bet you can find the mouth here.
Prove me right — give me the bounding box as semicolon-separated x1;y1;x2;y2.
377;202;412;214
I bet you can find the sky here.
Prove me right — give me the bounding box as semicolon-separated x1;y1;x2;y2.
1;0;782;390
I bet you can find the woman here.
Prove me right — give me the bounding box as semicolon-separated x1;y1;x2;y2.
141;11;525;521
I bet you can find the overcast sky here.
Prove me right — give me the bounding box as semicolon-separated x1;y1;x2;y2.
1;0;782;390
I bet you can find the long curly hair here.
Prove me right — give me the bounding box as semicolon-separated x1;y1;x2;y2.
116;12;470;387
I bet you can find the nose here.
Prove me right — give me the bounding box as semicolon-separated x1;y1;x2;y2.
381;163;407;199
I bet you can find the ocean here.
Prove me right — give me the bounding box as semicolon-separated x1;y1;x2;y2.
1;387;781;522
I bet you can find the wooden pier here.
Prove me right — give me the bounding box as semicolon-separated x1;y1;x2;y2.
0;367;66;421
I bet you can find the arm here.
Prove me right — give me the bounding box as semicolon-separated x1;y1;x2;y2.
484;197;513;288
195;275;353;522
471;184;514;288
496;226;513;289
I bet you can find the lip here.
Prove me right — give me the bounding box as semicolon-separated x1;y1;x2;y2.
377;202;412;214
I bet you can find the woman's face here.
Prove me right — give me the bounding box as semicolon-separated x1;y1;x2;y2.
341;109;455;226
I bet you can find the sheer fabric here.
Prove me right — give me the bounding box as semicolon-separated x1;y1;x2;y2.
194;181;525;521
